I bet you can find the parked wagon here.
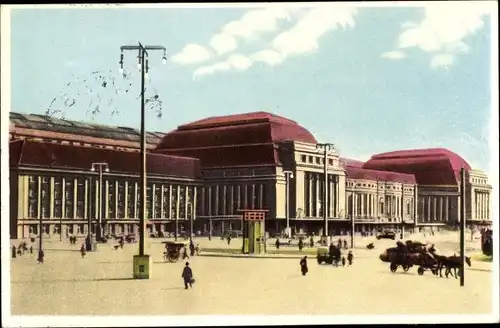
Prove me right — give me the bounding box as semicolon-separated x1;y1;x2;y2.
162;241;188;263
380;241;438;275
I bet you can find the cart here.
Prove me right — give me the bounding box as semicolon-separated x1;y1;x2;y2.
162;241;188;263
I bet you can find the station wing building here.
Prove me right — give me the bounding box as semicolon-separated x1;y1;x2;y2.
8;111;493;239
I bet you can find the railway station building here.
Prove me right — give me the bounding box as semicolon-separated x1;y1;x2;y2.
8;111;493;239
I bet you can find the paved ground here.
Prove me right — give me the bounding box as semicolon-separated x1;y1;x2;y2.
9;232;494;316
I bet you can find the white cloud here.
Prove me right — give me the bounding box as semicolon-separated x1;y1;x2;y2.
430;54;454;69
272;5;357;58
221;6;293;41
193;54;253;79
383;2;491;69
250;49;284;66
170;44;211;65
381;50;406;60
209;33;238;56
193;4;358;78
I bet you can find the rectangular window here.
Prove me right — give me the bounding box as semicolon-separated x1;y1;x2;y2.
136;185;141;218
54;177;63;218
41;176;50;219
76;178;85;218
301;155;306;162
162;185;170;219
127;182;135;218
28;175;38;218
171;185;178;218
179;186;186;219
187;186;193;220
117;181;125;219
146;184;152;219
64;179;74;219
154;184;162;219
107;180;116;219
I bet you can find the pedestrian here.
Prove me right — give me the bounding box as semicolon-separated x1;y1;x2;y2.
309;236;314;248
337;238;342;249
275;238;280;250
181;262;194;289
189;240;195;256
12;245;16;258
347;250;353;266
80;244;86;258
341;256;346;267
329;242;335;260
343;239;348;250
181;245;190;259
38;250;44;264
227;235;231;245
300;256;308;276
195;244;200;256
29;245;33;254
298;238;304;252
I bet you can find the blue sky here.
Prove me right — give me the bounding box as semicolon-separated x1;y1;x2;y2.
9;3;494;172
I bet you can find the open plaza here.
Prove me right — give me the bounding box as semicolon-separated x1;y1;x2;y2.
9;231;494;316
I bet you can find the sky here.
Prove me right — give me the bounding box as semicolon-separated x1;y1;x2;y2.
8;2;496;173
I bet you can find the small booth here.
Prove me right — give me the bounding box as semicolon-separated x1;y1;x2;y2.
238;209;268;254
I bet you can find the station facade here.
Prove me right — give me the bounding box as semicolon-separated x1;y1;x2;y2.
8;111;493;239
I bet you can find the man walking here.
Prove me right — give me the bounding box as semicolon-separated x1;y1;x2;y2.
300;256;308;276
181;262;194;289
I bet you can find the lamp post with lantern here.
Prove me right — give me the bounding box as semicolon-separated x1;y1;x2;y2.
119;42;167;279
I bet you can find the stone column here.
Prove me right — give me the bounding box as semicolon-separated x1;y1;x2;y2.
229;185;234;214
207;186;212;216
258;183;264;209
236;185;241;211
244;184;248;209
308;173;313;217
201;187;205;216
427;196;431;222
439;196;443;222
251;183;256;209
360;193;364;218
315;175;320;217
222;185;227;215
214;185;219;215
444;196;449;222
160;185;164;219
184;186;189;219
353;192;357;218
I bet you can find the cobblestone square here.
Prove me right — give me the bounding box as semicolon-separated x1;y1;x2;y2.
8;233;495;320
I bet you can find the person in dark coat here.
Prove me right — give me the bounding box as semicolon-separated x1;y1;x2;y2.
300;256;308;276
227;235;231;245
181;262;194;289
12;245;16;258
275;238;280;250
80;244;86;258
347;250;353;266
298;238;304;252
189;241;195;256
328;242;335;260
343;239;348;250
341;256;346;267
29;246;33;254
38;250;44;264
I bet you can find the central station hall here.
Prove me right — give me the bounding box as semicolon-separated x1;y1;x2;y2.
9;111;493;239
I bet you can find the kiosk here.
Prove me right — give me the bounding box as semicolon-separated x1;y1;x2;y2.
238;209;268;254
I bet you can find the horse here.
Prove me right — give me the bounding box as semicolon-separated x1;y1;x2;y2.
442;255;471;279
431;252;471;278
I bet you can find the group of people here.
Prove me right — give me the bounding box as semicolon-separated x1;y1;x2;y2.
178;241;200;260
329;242;353;267
12;242;33;258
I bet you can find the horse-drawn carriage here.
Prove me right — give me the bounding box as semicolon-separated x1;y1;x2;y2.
162;241;188;263
379;241;438;275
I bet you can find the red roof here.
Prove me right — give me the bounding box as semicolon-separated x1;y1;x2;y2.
363;148;470;185
345;166;416;184
155;111;316;168
10;140;201;179
340;157;365;168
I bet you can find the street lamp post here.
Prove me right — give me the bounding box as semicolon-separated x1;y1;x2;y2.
120;42;167;279
316;143;334;243
91;162;109;242
85;176;94;251
401;183;405;240
351;185;355;249
459;167;466;287
283;170;294;238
